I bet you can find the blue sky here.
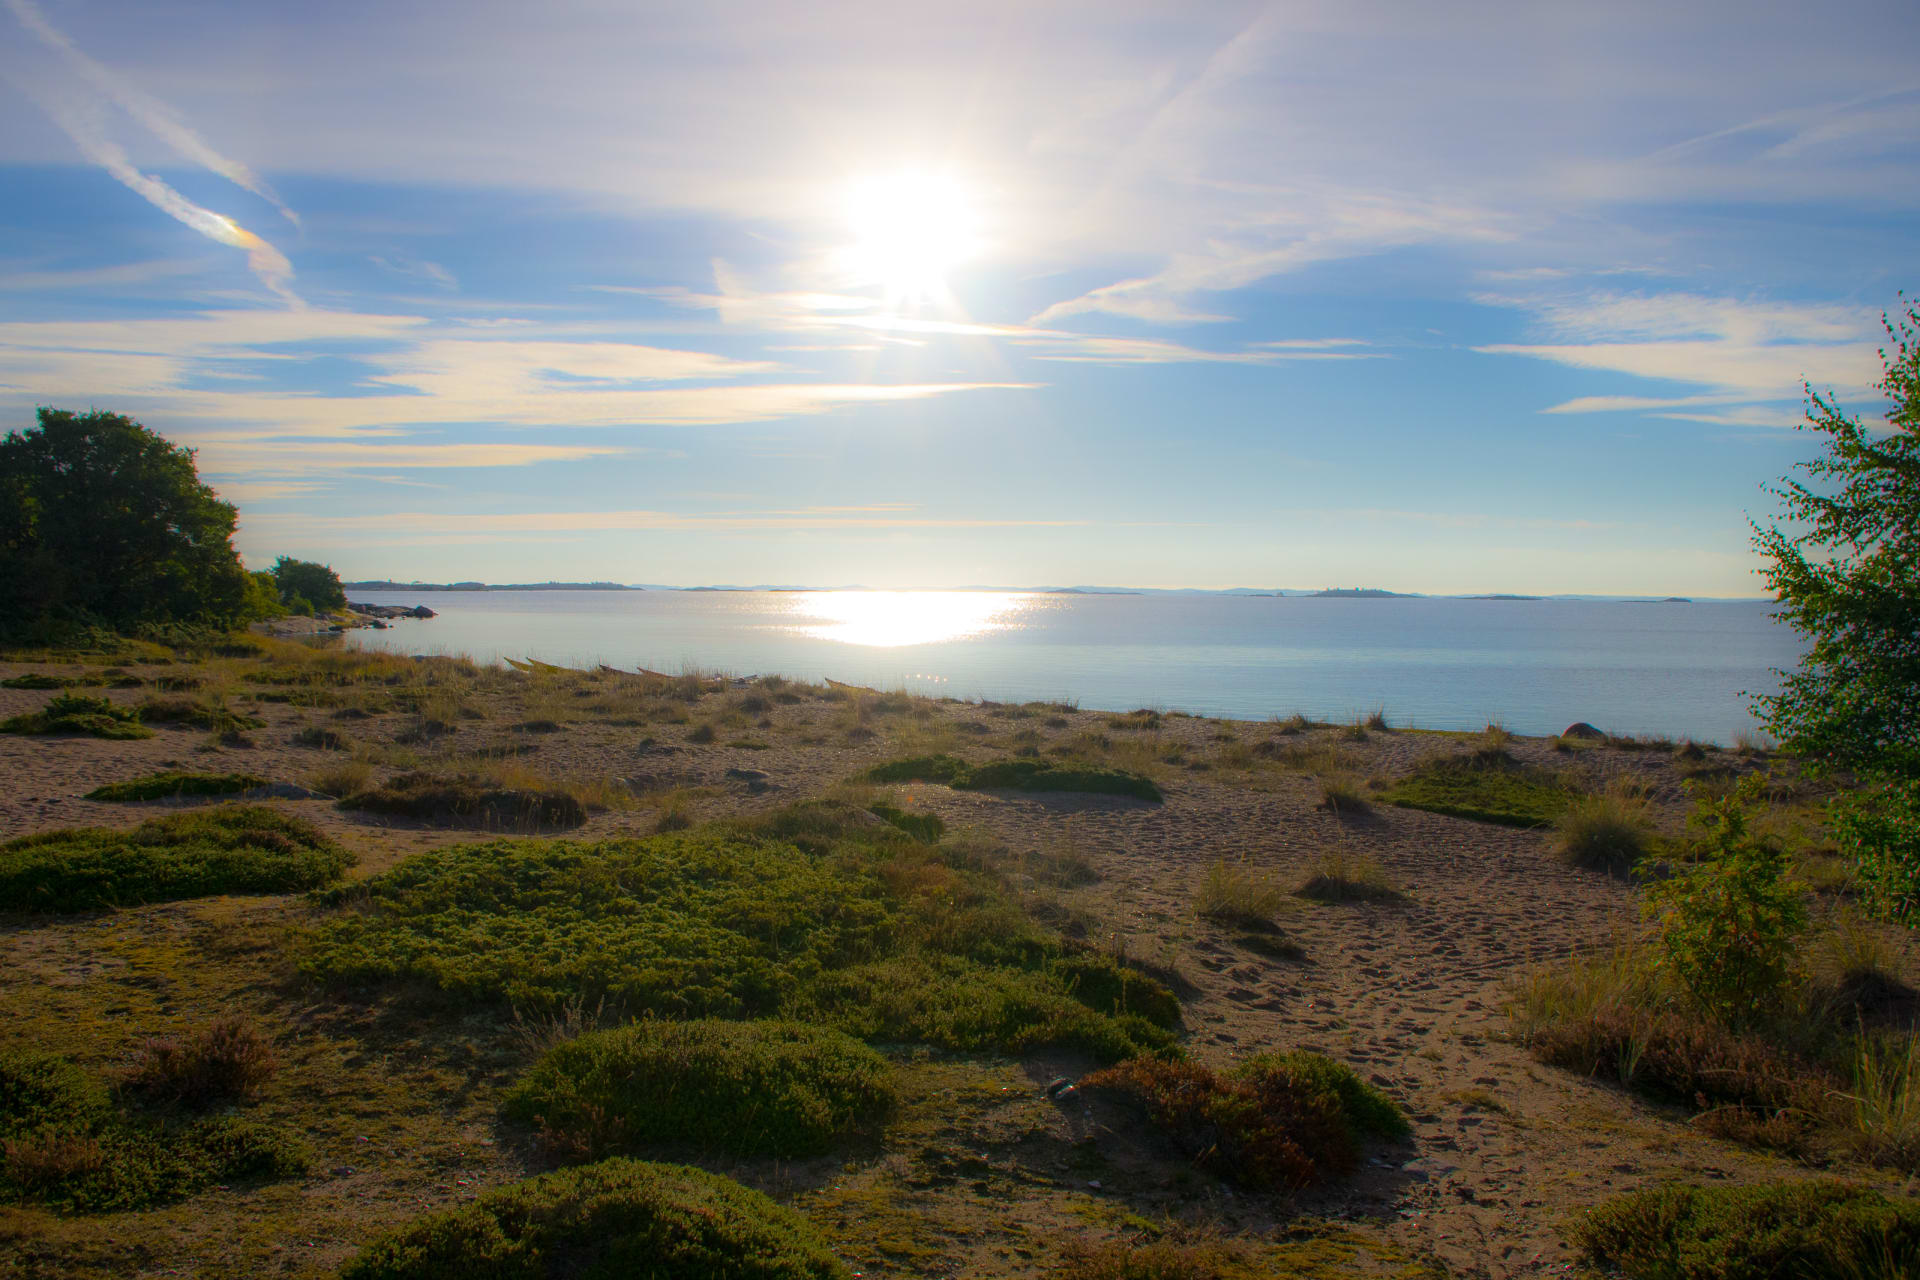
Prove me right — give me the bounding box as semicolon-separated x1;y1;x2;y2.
2;0;1916;594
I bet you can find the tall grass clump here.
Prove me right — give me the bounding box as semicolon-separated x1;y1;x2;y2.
125;1018;279;1107
1555;786;1653;875
1083;1051;1407;1190
1573;1180;1920;1280
0;806;352;912
1194;859;1289;930
301;801;1178;1060
338;770;588;831
1296;849;1402;903
340;1158;851;1280
504;1019;894;1160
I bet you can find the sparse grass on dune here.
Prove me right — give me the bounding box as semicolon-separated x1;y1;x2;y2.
1195;859;1290;930
1296;848;1403;903
0;806;352;912
337;770;590;832
868;754;1164;802
1554;785;1654;875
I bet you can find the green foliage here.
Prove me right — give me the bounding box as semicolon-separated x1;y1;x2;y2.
867;802;945;843
1574;1179;1920;1280
339;771;587;831
1641;784;1809;1029
1380;754;1573;826
1835;777;1920;924
270;556;346;613
300;805;1176;1059
1;672;71;689
0;691;153;739
340;1158;851;1280
504;1019;894;1160
0;805;353;912
0;1051;305;1213
1753;301;1920;922
1083;1051;1407;1190
85;770;269;802
135;695;264;734
867;754;1163;802
0;409;254;639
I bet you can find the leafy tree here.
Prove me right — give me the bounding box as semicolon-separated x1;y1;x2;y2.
0;409;252;637
1752;299;1920;918
270;557;346;613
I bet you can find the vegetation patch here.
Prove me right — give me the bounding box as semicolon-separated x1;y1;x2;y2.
125;1017;279;1106
868;754;1163;802
1083;1051;1408;1190
135;696;264;735
1;673;75;690
301;802;1177;1060
1574;1180;1920;1280
1195;859;1289;930
341;1157;850;1280
1296;850;1403;903
1380;753;1574;827
868;801;945;844
505;1019;894;1160
338;770;588;831
0;805;352;912
84;770;269;802
0;692;153;739
0;1051;305;1213
1555;789;1654;874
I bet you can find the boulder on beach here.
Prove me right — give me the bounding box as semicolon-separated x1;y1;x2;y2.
1562;722;1605;740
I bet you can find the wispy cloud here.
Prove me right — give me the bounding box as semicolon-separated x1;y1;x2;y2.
0;257;205;292
240;507;1089;538
5;0;300;304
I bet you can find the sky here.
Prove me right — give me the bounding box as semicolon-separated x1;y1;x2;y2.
1;0;1916;595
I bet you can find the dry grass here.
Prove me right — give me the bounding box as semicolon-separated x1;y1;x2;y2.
1296;848;1402;903
1195;859;1290;929
1554;785;1653;876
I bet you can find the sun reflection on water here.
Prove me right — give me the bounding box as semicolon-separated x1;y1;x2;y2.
785;591;1032;647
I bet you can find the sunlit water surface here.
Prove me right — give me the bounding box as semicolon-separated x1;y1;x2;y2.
346;589;1799;742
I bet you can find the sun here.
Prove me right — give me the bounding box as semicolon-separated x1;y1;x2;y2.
840;171;981;301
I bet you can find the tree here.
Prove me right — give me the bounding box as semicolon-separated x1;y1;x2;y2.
0;409;253;637
270;557;346;614
1752;298;1920;918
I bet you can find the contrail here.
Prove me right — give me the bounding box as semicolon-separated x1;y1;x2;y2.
4;0;301;307
30;89;301;308
5;0;299;228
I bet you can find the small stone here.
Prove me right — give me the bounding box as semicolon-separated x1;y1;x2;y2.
1086;1180;1101;1190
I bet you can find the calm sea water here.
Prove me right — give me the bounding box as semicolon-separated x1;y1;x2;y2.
344;590;1801;743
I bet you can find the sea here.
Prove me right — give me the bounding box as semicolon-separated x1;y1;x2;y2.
342;589;1802;744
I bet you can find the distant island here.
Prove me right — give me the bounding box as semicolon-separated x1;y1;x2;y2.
343;581;639;592
1312;587;1415;598
1465;593;1543;601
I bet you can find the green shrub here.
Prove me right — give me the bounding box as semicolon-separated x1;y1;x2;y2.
1836;777;1920;924
341;1157;849;1280
505;1020;893;1160
0;805;352;911
1381;755;1572;826
136;696;264;735
868;754;1162;802
85;770;268;802
1574;1180;1920;1280
0;691;153;739
1083;1051;1406;1190
301;807;1175;1060
1;673;71;689
1644;785;1808;1029
0;1050;304;1213
339;771;586;832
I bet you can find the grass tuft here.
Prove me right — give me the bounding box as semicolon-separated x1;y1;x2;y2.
1296;849;1403;903
1555;787;1653;875
867;754;1162;802
125;1017;278;1106
0;691;153;739
1195;859;1289;930
338;770;587;831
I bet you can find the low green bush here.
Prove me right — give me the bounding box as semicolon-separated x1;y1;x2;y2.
1;673;72;690
868;754;1162;802
0;1051;305;1213
339;771;586;831
1574;1180;1920;1280
1381;754;1573;827
340;1158;850;1280
1556;790;1652;875
0;692;153;739
85;771;269;802
135;696;264;735
1083;1050;1407;1190
505;1019;894;1160
867;802;945;844
0;805;352;912
301;804;1176;1060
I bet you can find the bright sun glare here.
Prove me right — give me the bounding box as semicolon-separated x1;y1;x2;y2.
841;172;981;300
791;591;1027;647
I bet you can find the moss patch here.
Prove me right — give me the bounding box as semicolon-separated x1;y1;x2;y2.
84;771;269;802
1380;752;1574;827
340;1157;850;1280
868;755;1162;803
505;1019;894;1160
0;806;352;912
